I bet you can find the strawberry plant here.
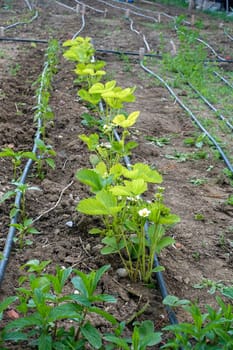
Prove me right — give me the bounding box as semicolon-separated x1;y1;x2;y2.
76;163;179;282
35;139;56;179
10;218;40;249
0;147;37;180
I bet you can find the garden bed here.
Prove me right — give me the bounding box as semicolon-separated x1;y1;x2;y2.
0;0;233;348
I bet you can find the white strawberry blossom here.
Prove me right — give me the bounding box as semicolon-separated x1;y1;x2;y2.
138;208;151;217
103;124;113;133
100;142;111;149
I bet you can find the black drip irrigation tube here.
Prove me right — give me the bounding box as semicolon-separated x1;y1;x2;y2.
85;0;158;22
96;47;162;58
187;81;233;132
0;37;48;43
96;47;233;63
214;70;233;89
0;61;48;287
4;10;38;31
139;60;233;174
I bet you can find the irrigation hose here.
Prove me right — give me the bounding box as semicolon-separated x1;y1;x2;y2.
140;60;233;174
214;71;233;89
97;47;233;62
55;0;76;12
223;28;233;41
0;37;48;43
24;0;33;11
74;0;106;13
4;10;38;31
96;48;162;58
196;37;228;62
72;11;86;39
87;0;158;22
187;82;233;131
127;16;151;52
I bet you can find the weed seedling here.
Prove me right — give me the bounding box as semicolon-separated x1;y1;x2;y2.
165;151;190;162
145;135;170;147
193;278;226;294
8;63;21;76
120;53;133;73
189;178;207;186
183;133;207;149
194;213;205;221
192;251;201;260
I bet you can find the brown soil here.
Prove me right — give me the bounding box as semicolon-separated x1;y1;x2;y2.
0;0;233;348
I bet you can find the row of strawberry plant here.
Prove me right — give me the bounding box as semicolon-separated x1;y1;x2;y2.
0;39;58;250
63;36;180;283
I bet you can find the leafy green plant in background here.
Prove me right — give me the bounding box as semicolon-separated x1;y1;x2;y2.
104;320;162;349
226;194;233;205
223;168;233;186
8;63;21;76
165;150;208;162
183;133;207;149
189;177;207;186
3;0;13;10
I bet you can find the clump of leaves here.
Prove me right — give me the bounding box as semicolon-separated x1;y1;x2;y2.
162;291;233;349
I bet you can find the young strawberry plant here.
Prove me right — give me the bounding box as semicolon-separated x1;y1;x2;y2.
10;217;40;249
0;147;37;180
33;39;59;139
